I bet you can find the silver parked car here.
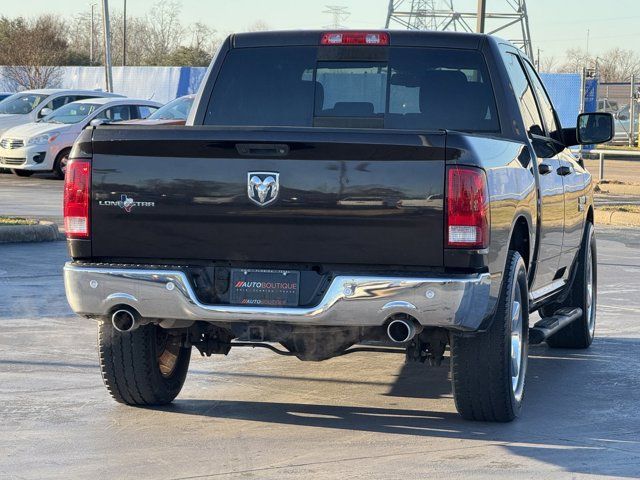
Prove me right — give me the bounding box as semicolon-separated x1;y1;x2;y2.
0;89;123;139
0;97;161;178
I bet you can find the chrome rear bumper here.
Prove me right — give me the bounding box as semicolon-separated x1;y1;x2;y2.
63;263;492;331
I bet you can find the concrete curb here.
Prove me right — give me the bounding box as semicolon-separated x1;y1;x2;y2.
595;210;640;227
0;221;64;244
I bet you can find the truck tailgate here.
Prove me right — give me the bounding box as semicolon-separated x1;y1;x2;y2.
90;127;445;267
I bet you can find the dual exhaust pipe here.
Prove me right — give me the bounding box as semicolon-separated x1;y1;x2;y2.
112;307;420;342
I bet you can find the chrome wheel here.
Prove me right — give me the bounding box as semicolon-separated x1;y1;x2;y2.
586;243;596;338
510;286;526;402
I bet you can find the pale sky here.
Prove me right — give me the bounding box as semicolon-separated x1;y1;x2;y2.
6;0;640;62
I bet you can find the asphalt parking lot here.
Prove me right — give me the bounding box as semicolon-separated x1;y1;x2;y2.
1;229;639;479
0;172;62;224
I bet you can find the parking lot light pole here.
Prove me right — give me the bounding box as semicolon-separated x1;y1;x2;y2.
123;0;127;67
630;75;637;147
90;3;96;65
101;0;114;92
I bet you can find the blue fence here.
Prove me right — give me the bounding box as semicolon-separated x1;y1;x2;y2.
0;66;208;104
540;73;582;128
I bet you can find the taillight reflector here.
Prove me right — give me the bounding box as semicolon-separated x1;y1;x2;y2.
446;166;489;248
64;160;91;239
321;32;389;46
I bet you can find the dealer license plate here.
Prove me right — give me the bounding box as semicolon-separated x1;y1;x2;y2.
230;269;300;307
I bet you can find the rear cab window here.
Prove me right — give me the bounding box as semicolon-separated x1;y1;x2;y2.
205;43;499;133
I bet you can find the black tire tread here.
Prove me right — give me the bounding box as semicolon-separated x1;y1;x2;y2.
546;223;595;349
451;251;528;422
98;320;191;405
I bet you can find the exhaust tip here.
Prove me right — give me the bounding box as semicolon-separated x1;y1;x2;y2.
387;318;416;343
112;309;137;332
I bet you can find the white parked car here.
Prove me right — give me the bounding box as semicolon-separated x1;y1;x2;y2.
0;89;123;139
0;97;161;178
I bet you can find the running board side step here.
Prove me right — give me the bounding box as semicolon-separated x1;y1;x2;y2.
529;307;583;345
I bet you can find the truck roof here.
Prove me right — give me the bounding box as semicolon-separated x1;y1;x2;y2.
231;29;502;50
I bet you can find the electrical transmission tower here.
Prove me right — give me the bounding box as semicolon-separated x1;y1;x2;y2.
323;5;350;29
385;0;533;59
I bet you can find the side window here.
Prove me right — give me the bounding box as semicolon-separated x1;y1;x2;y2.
136;105;156;119
522;60;561;139
54;96;77;109
41;95;73;114
503;53;544;137
96;105;132;122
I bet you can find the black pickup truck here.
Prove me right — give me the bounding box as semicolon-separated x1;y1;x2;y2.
63;30;613;422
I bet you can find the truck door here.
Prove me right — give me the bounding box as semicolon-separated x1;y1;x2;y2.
502;52;564;291
521;61;586;273
557;151;588;267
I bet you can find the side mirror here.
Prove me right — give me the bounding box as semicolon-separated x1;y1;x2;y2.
39;107;53;117
577;112;614;145
90;118;107;127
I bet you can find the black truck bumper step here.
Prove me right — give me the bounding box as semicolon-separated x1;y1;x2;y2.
529;307;583;345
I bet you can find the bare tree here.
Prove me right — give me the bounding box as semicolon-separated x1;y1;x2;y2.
596;48;640;83
246;21;270;32
190;22;219;55
558;48;592;75
557;47;640;82
539;55;558;73
3;3;221;72
143;0;184;64
0;15;68;89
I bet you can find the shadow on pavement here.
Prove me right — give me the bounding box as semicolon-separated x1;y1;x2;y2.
154;337;640;478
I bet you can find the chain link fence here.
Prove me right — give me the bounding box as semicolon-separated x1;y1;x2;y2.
597;79;640;147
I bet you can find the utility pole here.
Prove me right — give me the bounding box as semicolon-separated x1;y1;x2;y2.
101;0;114;92
476;0;486;33
90;3;96;65
586;28;590;56
122;0;127;66
537;48;541;70
630;75;636;147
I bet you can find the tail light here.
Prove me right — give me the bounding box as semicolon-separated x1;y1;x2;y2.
446;166;489;248
321;32;390;46
64;160;91;238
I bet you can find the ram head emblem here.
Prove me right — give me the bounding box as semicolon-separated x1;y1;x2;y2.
247;172;280;207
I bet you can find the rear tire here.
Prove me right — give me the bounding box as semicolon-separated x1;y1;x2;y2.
98;320;191;405
546;222;596;349
11;169;33;177
450;250;529;422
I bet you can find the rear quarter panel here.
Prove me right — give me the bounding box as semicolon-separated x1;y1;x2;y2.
446;133;537;320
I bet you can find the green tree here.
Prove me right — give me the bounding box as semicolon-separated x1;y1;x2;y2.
163;46;211;66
